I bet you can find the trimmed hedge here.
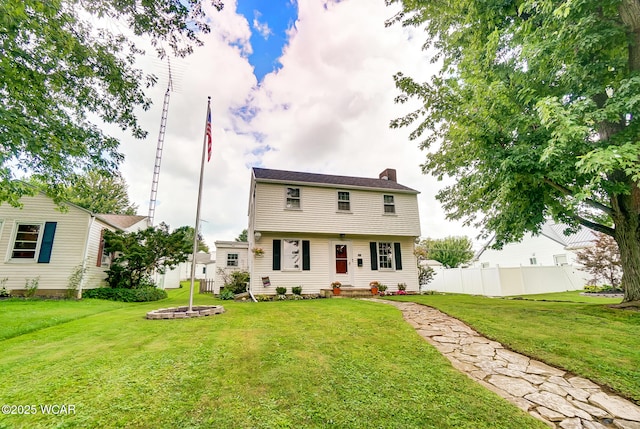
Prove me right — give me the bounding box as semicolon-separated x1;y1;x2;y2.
83;287;168;302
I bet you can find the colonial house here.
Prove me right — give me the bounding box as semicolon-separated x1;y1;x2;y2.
0;192;148;297
243;167;421;295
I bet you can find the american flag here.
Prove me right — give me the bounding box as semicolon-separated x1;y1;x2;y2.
205;104;212;162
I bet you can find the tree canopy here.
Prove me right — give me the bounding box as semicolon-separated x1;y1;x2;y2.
416;236;475;268
235;229;248;242
104;222;192;288
61;170;138;214
0;0;223;206
391;0;640;303
576;232;622;288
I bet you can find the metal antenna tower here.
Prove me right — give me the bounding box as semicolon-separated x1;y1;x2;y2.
148;58;173;226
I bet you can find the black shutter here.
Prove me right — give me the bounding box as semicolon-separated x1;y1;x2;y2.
394;242;403;270
37;222;57;263
302;240;310;271
370;242;378;270
272;239;281;270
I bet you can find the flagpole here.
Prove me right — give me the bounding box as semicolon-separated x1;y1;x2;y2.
188;96;211;312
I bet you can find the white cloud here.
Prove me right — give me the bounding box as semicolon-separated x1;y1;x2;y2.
114;0;482;251
253;11;273;39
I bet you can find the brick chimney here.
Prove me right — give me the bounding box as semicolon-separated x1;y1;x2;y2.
379;168;397;182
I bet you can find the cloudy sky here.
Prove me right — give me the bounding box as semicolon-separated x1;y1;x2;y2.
110;0;481;249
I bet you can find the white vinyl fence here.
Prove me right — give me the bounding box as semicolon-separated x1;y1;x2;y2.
425;265;588;296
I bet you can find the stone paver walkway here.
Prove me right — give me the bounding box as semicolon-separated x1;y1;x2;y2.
373;299;640;429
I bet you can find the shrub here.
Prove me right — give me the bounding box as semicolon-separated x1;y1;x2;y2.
398;283;407;291
219;289;235;300
25;277;40;297
378;284;388;292
292;286;302;295
218;269;250;294
83;287;167;302
66;264;87;299
276;286;287;295
0;278;9;298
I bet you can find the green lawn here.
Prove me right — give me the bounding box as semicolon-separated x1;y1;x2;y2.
389;293;640;403
508;290;623;304
0;288;544;429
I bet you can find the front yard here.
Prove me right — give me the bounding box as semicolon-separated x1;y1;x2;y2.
388;292;640;403
0;288;545;429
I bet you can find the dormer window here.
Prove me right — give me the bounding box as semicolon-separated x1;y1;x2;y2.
383;195;395;214
286;187;301;209
337;191;350;211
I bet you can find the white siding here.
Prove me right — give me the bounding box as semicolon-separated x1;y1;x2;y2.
213;241;249;294
0;194;95;292
249;233;419;295
253;182;421;237
475;233;581;268
81;219;113;291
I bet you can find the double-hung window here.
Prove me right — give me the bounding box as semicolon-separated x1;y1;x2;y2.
286;187;301;209
11;223;42;259
282;239;301;270
378;242;393;269
383;195;395;213
337;191;350;211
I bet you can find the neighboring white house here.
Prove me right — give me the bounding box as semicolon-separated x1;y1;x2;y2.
421;221;598;296
473;222;595;268
0;192;149;297
241;167;421;295
213;241;249;294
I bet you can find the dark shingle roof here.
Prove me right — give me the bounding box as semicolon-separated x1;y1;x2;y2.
252;167;418;193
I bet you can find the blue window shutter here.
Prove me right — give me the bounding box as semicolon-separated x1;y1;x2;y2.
302;240;310;271
394;242;403;270
272;239;281;270
37;222;57;263
370;242;378;270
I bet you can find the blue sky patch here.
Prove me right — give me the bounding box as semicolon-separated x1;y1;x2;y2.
236;0;298;82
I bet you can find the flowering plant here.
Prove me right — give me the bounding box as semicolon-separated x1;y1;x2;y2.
331;281;342;288
252;247;264;256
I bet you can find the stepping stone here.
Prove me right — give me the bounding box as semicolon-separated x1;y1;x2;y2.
537;406;567;422
526;360;566;377
524;391;588;418
559;417;582;429
589;392;640;421
496;349;531;366
568;399;611;419
568;376;601;390
487;374;538;397
461;342;497;357
614;419;640;429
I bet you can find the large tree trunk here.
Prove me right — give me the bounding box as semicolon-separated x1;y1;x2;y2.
611;184;640;303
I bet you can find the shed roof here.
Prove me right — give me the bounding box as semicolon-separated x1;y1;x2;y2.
95;214;148;230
